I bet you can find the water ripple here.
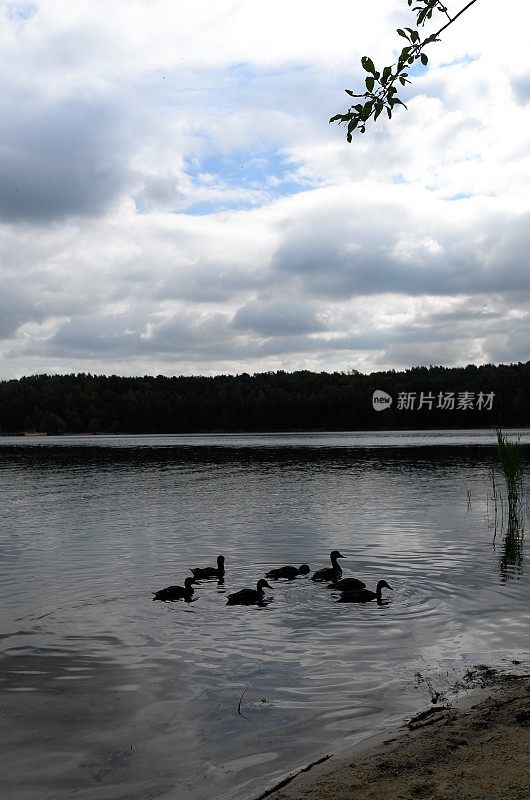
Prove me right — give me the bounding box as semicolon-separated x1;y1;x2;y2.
0;441;528;800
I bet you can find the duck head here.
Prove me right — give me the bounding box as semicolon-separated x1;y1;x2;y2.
377;580;393;592
257;579;272;591
184;577;197;589
330;550;346;560
299;564;311;575
217;555;225;568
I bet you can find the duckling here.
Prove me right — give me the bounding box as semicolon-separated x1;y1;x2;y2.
191;555;225;580
338;580;393;603
328;576;366;591
153;576;197;602
266;564;310;580
311;550;346;582
226;579;272;605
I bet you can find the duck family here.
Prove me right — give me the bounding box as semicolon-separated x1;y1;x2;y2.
153;551;393;607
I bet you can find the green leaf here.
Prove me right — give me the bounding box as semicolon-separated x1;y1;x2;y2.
361;101;374;120
397;28;409;39
420;53;428;66
381;66;392;85
365;77;374;92
361;56;376;74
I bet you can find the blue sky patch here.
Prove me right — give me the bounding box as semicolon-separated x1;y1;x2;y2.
7;2;37;21
184;149;306;214
447;192;473;201
441;54;479;69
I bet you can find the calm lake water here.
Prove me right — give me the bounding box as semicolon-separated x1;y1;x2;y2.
1;430;529;800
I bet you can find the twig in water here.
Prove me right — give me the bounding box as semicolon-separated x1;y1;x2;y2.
406;705;452;729
253;754;332;800
237;686;249;720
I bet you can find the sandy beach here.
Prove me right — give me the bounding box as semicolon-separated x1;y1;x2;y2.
256;671;529;800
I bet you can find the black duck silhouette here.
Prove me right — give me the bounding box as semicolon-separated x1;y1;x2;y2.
328;576;366;591
338;580;393;603
265;564;310;580
153;576;197;602
226;579;272;605
311;550;346;582
191;555;225;580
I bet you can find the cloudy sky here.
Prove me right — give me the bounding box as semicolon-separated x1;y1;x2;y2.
1;0;529;379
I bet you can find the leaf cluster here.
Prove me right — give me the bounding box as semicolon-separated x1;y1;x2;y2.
331;0;477;140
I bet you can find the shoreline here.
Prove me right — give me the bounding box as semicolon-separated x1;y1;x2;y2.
254;671;529;800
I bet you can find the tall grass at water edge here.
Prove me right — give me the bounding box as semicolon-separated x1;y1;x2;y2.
495;429;525;521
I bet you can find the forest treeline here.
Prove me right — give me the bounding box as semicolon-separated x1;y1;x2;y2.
0;362;528;434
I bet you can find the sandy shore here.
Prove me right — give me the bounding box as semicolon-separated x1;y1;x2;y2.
256;671;529;800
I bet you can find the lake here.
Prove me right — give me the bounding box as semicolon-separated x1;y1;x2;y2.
1;430;529;800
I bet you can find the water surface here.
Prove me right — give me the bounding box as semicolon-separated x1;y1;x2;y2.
1;431;528;800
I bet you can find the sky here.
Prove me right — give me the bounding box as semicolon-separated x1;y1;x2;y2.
1;0;530;379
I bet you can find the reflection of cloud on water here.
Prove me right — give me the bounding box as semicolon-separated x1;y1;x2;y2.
0;643;203;799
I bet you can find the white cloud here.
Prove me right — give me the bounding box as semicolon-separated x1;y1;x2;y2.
1;0;530;378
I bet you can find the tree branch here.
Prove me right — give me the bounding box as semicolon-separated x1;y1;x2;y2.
434;0;478;38
331;0;480;139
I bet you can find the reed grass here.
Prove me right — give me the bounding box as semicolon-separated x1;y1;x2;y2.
495;428;525;523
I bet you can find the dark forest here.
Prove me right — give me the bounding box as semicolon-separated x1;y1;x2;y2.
0;362;528;434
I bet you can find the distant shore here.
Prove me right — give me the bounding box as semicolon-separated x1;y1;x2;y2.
256;672;529;800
